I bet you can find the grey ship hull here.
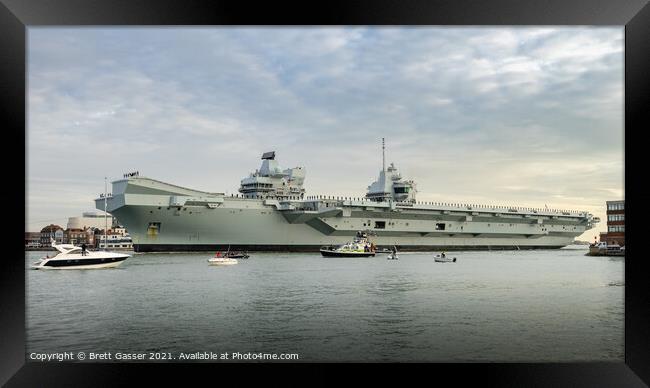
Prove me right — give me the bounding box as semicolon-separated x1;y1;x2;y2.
132;243;566;253
96;177;597;253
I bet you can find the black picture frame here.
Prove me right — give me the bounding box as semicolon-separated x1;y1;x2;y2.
3;0;648;386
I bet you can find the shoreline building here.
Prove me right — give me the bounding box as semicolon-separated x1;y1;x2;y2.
40;224;63;245
25;232;41;248
66;211;114;230
63;227;95;246
599;200;625;246
66;211;123;248
27;213;126;249
97;226;133;249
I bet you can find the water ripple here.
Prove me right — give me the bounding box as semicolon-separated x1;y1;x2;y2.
26;250;624;361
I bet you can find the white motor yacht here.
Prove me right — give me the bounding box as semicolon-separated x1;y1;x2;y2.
31;240;130;270
207;256;238;265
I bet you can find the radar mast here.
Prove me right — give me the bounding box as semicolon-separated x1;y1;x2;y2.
382;137;385;173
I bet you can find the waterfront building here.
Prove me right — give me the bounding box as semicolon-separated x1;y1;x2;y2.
112;226;128;236
66;211;114;230
25;232;41;248
63;227;93;246
97;230;133;249
86;228;96;247
599;200;625;246
40;224;63;245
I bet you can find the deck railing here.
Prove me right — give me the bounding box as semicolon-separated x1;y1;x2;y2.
303;195;587;215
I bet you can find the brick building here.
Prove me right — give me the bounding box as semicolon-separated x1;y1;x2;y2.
64;227;94;246
599;200;625;246
25;232;41;248
40;224;63;246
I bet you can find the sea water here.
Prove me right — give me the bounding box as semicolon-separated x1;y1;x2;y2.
25;246;623;362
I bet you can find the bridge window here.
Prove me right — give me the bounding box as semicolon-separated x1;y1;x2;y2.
435;223;446;230
375;221;386;229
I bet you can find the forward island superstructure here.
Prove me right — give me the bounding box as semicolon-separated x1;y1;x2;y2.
96;141;599;252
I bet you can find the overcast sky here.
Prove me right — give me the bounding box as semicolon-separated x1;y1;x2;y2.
27;27;623;240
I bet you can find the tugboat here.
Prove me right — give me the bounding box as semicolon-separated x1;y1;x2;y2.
320;231;376;257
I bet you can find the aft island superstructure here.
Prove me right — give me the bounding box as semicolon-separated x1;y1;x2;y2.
96;142;599;252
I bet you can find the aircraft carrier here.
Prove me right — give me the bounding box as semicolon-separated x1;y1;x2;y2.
95;140;599;252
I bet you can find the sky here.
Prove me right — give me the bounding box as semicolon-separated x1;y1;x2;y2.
27;27;624;241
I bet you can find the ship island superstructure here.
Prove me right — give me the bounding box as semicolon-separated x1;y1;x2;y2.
95;141;599;252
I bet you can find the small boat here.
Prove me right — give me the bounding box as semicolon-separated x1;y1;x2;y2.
209;247;240;265
225;251;249;259
387;245;399;260
434;253;456;263
208;257;238;265
587;242;625;256
31;239;130;270
214;245;249;259
320;230;376;257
